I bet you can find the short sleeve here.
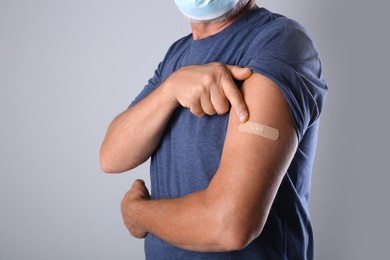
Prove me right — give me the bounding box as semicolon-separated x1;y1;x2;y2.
247;18;328;141
128;35;192;109
128;62;163;108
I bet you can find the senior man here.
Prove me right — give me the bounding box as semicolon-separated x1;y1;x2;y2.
100;0;327;259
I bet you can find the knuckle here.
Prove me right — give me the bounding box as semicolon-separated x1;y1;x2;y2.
209;61;223;68
195;84;207;95
203;63;228;86
201;74;215;88
211;62;225;69
214;63;228;76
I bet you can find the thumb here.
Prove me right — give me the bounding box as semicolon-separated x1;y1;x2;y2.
226;65;253;81
132;179;151;200
132;179;146;188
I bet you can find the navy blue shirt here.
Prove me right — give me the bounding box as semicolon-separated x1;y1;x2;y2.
131;8;327;260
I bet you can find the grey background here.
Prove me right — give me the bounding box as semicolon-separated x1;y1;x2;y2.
1;0;389;259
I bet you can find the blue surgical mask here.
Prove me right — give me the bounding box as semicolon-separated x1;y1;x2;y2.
175;0;240;21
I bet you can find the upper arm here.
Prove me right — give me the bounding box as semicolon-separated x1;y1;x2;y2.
206;72;298;245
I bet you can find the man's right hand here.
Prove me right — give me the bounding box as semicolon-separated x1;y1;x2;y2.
162;62;252;123
100;63;252;173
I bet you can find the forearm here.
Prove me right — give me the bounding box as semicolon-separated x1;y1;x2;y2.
127;178;261;253
131;190;229;252
100;82;178;173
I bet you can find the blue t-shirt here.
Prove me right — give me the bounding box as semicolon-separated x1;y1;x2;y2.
131;8;327;260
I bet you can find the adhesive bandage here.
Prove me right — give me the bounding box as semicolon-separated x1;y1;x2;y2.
239;121;279;141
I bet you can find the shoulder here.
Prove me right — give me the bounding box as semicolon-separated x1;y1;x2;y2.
164;34;193;59
151;34;193;83
251;8;308;34
241;9;327;140
252;10;316;53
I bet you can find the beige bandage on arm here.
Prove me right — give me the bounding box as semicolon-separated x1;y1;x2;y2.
239;121;280;141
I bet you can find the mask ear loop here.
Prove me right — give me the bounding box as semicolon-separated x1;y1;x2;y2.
239;121;280;141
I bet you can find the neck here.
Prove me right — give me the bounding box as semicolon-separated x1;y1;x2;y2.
190;1;258;40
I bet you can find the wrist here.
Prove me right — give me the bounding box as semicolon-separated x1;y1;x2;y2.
159;76;180;108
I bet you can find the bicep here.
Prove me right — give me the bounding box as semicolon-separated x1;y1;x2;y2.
207;72;298;236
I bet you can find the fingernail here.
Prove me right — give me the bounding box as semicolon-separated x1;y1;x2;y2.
239;112;248;122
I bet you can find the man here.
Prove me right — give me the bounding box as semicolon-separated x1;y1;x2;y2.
100;0;327;259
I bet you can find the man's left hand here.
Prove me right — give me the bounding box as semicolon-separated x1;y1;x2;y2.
121;179;150;238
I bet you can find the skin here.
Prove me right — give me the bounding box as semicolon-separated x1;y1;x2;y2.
100;0;298;252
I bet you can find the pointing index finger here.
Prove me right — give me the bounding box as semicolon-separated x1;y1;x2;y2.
220;72;249;123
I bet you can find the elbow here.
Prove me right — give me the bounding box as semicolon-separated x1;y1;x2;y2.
100;160;117;174
99;147;133;174
215;224;264;252
100;150;119;174
218;233;252;252
100;144;146;173
210;211;266;252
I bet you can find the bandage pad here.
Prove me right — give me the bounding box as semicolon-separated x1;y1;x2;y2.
239;121;279;141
